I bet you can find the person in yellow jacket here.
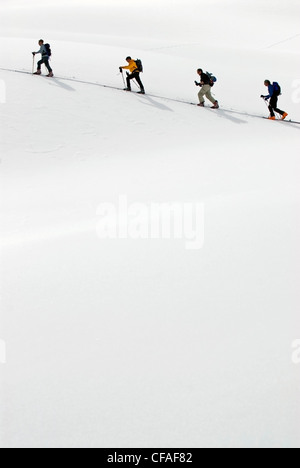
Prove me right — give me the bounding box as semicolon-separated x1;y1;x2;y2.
119;57;145;94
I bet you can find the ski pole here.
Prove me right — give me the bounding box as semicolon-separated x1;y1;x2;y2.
32;54;35;74
132;79;140;89
262;97;281;119
121;70;126;88
262;97;269;107
124;71;139;89
262;97;271;114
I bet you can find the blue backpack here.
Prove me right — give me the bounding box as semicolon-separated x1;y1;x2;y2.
273;81;281;95
44;43;52;57
206;71;217;87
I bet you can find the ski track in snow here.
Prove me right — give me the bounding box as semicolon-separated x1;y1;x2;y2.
25;145;64;154
1;67;300;127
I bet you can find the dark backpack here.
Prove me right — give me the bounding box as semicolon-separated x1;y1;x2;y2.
273;81;281;96
44;43;52;57
206;71;217;87
135;59;143;72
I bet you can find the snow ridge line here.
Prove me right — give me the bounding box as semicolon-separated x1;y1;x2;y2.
1;67;300;125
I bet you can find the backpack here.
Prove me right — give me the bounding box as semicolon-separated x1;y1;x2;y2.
135;59;143;72
206;71;217;87
44;43;52;57
273;81;281;96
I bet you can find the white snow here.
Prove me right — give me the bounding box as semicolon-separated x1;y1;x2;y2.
0;0;300;449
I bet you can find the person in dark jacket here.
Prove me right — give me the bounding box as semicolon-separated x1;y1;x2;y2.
261;80;288;120
195;69;219;108
32;39;53;77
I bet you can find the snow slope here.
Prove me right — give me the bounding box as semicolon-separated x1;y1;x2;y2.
0;0;300;449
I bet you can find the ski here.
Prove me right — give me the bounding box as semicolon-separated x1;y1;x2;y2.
123;90;146;95
33;74;54;78
262;117;300;125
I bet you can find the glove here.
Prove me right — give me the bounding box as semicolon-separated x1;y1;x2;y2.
264;97;269;101
194;81;200;86
260;95;264;98
32;52;36;56
119;67;122;73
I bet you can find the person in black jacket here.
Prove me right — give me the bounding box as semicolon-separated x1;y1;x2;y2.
195;69;219;108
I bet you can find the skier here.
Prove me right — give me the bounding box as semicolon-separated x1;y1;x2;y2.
195;69;219;108
119;57;145;94
261;80;288;120
32;40;53;77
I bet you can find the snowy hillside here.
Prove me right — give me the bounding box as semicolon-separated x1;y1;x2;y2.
0;0;300;449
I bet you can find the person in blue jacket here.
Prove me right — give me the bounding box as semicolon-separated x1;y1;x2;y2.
261;80;288;120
